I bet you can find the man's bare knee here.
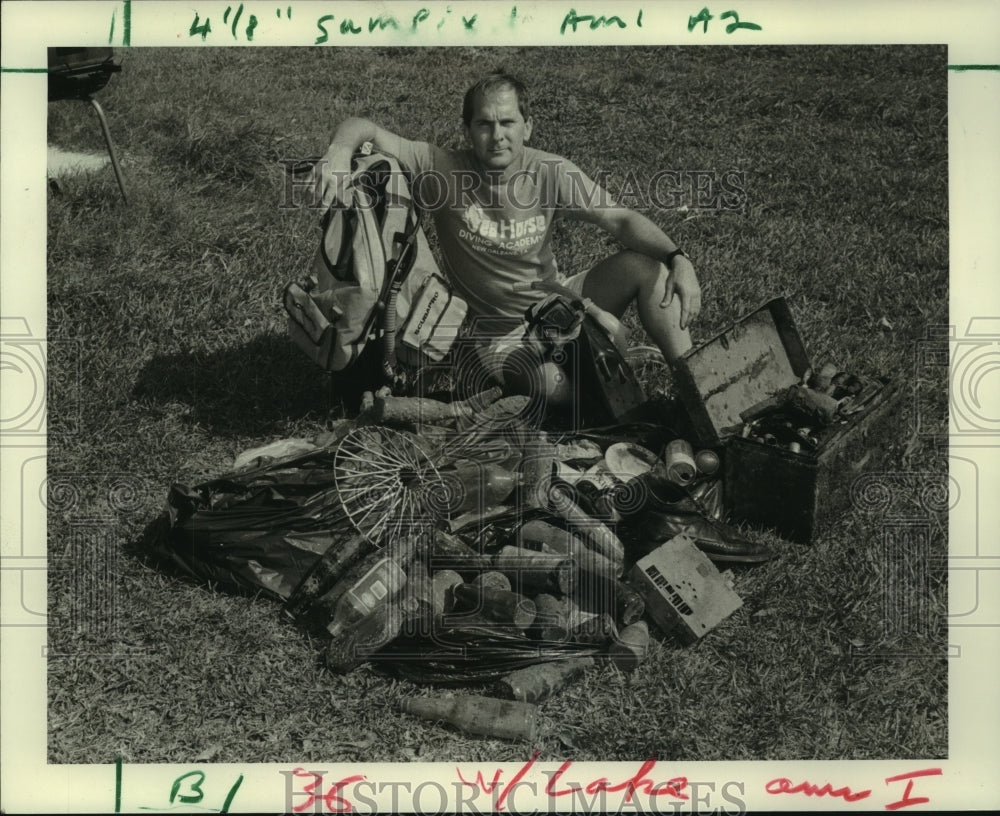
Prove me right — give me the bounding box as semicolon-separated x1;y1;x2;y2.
581;251;654;314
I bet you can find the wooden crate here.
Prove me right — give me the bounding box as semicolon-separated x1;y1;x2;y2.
673;297;903;543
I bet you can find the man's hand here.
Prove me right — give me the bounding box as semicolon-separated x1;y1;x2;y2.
569;206;703;332
306;145;352;209
305;118;402;209
660;255;701;331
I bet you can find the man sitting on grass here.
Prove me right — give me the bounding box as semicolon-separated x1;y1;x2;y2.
309;71;701;392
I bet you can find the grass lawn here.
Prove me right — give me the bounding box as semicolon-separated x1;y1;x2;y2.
45;45;948;764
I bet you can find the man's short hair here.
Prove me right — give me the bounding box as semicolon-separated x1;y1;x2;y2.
462;72;530;127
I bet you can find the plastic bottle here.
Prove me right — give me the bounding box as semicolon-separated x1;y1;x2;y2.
499;657;595;704
400;694;538;741
283;532;373;630
325;557;406;637
313;537;420;629
324;602;402;675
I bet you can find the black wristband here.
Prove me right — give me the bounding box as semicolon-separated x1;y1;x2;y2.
665;248;687;268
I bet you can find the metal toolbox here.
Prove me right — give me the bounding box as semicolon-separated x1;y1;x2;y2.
672;297;902;543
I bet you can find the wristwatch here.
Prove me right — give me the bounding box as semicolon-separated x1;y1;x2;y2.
665;248;687;269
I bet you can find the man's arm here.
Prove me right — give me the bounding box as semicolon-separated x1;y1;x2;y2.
308;117;404;207
568;205;702;330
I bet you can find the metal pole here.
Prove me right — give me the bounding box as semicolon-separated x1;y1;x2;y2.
87;96;128;204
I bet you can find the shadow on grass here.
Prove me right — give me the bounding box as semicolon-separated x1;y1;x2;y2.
125;512;178;580
131;332;344;436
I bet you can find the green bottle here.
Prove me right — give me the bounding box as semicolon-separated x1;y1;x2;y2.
400;694;538;741
499;657;595;704
450;583;536;631
442;462;518;515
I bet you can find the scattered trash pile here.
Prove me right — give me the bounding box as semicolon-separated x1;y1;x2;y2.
156;297;898;741
158;385;763;740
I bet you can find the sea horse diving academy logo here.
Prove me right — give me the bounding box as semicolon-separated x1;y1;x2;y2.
461;202;486;233
458;202;547;254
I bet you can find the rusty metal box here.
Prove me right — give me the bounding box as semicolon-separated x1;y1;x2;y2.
672;297;902;543
629;534;743;643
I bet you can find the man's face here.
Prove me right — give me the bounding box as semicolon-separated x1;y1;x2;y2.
464;87;533;171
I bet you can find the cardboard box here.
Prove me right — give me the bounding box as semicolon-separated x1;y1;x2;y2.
672;297;902;543
629;535;742;644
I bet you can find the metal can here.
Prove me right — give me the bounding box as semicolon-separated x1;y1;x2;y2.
663;439;696;485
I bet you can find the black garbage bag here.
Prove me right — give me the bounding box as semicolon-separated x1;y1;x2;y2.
155;447;358;601
374;625;604;685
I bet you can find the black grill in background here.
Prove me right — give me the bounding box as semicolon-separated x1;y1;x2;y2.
48;47;127;203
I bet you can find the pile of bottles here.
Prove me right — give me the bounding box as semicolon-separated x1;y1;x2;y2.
283;507;653;740
280;428;741;741
738;363;880;454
